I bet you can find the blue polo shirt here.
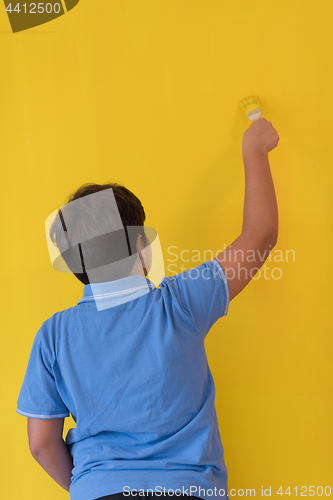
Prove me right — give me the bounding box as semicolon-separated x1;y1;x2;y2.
17;258;230;500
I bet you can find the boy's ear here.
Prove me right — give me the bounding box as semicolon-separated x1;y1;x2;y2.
136;233;143;253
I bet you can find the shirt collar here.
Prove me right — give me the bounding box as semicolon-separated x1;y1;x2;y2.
77;274;156;309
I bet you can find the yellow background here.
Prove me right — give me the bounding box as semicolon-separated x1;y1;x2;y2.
1;0;332;498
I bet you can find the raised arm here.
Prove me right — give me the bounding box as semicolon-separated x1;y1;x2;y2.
215;118;280;300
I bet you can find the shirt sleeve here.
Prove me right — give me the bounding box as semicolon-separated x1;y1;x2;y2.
161;258;230;338
16;325;70;419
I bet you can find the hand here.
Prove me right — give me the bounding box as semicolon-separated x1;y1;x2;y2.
242;117;280;155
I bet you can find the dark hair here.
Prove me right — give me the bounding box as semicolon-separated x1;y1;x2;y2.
49;182;147;285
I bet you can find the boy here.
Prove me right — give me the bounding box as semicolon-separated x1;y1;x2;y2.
16;118;279;500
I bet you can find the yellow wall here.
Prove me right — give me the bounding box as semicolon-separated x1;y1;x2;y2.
1;1;332;498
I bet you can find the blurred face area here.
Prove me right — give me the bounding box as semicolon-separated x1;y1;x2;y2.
45;188;159;286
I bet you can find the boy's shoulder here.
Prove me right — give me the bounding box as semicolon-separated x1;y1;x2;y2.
36;305;77;344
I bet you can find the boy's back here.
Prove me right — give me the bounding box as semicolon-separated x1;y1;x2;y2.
17;259;230;500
